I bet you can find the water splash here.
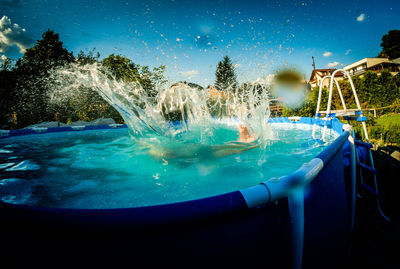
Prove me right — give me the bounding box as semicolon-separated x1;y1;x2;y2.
47;62;272;158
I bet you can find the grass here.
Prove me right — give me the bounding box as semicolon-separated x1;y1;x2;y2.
375;113;400;128
351;113;400;145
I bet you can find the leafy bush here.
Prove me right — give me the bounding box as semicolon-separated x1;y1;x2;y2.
360;114;400;145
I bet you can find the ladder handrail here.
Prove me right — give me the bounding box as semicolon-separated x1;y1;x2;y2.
313;75;345;140
314;70;390;222
328;69;361;114
315;75;347;117
336;69;370;142
336;78;347;111
315;76;328;117
316;69;371;142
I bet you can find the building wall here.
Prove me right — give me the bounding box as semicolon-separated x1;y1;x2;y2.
344;58;394;76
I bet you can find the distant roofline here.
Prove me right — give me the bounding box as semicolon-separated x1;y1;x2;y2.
313;68;337;71
309;68;343;81
389;57;400;64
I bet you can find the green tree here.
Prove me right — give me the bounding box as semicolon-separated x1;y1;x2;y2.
215;55;238;90
57;49;123;123
1;57;13;71
378;70;399;106
13;30;75;127
16;30;74;72
359;71;380;107
102;54;140;82
0;68;18;129
395;73;400;89
101;54;166;98
378;30;400;59
77;49;100;65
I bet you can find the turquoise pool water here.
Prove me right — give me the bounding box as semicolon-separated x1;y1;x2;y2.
0;124;337;209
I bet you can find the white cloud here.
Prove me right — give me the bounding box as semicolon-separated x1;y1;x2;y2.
0;54;8;67
345;49;352;55
178;70;199;78
357;13;365;22
323;51;332;57
327;62;340;68
0;15;33;54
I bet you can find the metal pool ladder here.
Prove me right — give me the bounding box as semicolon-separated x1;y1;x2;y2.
312;69;390;222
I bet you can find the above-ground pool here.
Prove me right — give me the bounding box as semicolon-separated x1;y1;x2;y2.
0;119;338;209
0;117;355;268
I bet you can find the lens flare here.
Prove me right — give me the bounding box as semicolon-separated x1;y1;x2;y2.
271;69;307;108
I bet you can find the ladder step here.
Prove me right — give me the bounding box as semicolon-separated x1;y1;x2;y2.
355;140;373;149
318;109;362;117
360;183;380;197
357;116;367;122
357;162;378;174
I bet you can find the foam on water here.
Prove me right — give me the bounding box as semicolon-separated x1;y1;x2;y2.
0;178;36;205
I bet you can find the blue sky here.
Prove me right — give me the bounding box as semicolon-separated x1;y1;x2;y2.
1;0;399;86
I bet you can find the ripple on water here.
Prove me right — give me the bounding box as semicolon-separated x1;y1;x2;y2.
0;178;35;204
0;163;15;169
5;160;41;171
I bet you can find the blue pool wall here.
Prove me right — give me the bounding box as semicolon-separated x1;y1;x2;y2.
0;117;353;268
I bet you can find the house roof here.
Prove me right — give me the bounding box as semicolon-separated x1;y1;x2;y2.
368;61;400;69
392;57;400;64
207;86;227;99
309;68;343;81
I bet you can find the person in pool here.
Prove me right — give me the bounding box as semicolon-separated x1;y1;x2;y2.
141;123;259;161
238;124;257;143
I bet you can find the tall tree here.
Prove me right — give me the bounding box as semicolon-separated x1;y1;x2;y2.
378;30;400;59
102;54;166;98
58;50;123;123
359;71;380;107
101;54;140;82
76;49;100;65
1;57;13;71
215;55;238;90
378;70;399;107
0;68;18;129
16;30;74;72
13;29;75;127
